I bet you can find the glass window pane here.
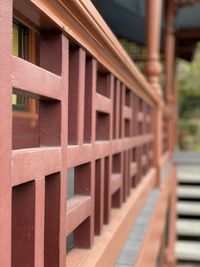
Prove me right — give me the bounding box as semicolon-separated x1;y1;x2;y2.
12;94;17;105
12;94;27;111
12;20;29;60
13;23;19;56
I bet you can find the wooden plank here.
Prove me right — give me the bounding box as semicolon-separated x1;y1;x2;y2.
96;93;111;114
95;159;105;235
0;1;12;266
67;135;153;167
12;147;61;186
66;195;92;235
34;179;45;267
111;174;122;194
123;106;132;120
142;155;147;166
68;47;86;145
138;112;144;122
12;56;62;100
130;162;137;177
67;144;93;168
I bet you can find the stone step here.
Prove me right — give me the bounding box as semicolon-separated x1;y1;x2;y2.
174;151;200;165
177;202;200;216
178;173;200;184
176;241;200;261
178;186;200;199
177;220;200;236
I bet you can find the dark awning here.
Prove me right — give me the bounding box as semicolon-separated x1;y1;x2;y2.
92;0;200;60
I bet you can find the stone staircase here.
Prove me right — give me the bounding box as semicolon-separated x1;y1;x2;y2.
176;164;200;266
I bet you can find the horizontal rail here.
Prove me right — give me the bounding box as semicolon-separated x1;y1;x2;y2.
95;94;111;114
138;112;144;122
67;135;153;168
12;147;61;186
12;56;62;100
111;174;122;194
29;0;158;105
142;155;147;166
130;162;137;177
149;150;154;159
66;195;92;235
123;106;132;120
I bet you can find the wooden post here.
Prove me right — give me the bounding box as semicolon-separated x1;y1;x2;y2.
165;0;175;103
0;1;12;266
145;0;163;95
164;4;177;265
165;0;176;152
145;0;163;185
165;167;177;267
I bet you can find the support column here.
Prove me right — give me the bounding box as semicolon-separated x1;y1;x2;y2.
165;167;177;267
145;0;163;185
164;0;176;152
164;4;177;266
145;0;163;95
165;0;175;103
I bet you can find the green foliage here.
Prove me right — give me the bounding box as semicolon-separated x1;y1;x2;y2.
179;134;193;150
179;120;188;133
178;47;200;119
179;92;200;118
179;120;198;136
178;45;200;151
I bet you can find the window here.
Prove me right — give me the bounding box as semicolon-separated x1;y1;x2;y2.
12;18;39;149
13;20;29;60
12;20;30;110
12;94;27;112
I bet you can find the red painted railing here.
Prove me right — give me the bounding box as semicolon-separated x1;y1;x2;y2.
0;1;176;267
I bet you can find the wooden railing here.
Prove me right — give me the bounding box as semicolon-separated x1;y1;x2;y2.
163;114;170;154
0;1;176;267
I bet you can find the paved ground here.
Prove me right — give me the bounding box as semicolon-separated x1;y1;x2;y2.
115;161;172;266
114;151;200;267
115;189;160;267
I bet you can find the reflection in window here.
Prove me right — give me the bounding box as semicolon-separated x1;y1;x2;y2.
12;95;39;149
12;19;39;149
12;94;27;111
13;20;29;59
12;20;29;109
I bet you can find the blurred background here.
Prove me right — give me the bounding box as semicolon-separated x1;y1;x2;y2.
177;43;200;152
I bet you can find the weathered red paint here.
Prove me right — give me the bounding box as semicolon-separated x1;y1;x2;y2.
0;0;178;267
0;1;12;266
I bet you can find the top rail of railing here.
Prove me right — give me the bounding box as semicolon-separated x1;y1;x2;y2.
29;0;159;105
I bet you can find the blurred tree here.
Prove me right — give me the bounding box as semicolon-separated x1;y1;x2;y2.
177;42;200;151
178;43;200;119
